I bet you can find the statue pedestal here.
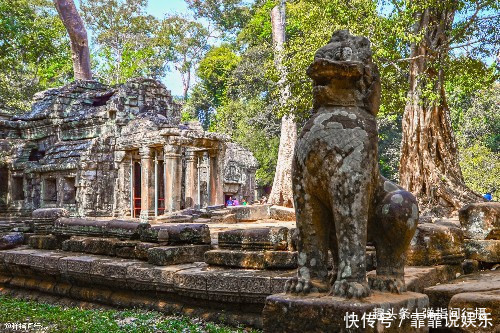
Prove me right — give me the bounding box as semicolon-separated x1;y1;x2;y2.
263;291;429;333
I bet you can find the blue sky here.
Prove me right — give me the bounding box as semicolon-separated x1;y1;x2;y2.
76;0;192;96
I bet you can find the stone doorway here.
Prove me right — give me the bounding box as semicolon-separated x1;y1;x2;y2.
133;161;141;218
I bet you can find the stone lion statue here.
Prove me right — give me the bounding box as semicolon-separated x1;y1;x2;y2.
285;30;419;298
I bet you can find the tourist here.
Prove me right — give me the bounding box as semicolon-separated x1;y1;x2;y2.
242;198;247;205
483;192;493;201
233;197;240;206
226;197;233;206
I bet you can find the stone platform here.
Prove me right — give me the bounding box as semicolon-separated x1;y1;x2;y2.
263;292;429;333
0;246;461;328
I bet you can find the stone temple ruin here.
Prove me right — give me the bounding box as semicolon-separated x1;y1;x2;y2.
0;35;499;332
0;78;257;220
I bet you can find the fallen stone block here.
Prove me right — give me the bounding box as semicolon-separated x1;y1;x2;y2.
30;208;69;234
32;208;69;220
105;219;145;239
147;245;211;266
464;239;500;263
269;206;295;221
0;232;24;250
424;270;500;308
263;292;429;333
62;236;118;256
53;218;108;237
114;240;139;259
141;223;210;245
28;234;60;250
205;249;264;269
210;213;237;224
227;205;270;222
460;202;500;240
406;222;464;266
134;242;160;260
156;214;193;224
205;249;297;270
218;227;288;251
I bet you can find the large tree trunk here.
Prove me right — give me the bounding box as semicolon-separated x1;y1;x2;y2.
54;0;92;80
268;1;296;208
399;7;481;216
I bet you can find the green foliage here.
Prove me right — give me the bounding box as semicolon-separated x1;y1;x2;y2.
453;83;499;199
212;99;280;187
80;0;166;85
460;143;499;201
0;296;259;333
197;45;241;109
185;0;255;40
0;0;72;111
158;15;211;100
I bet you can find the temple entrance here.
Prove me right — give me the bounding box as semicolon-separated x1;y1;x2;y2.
157;160;165;215
133;161;141;218
0;167;7;206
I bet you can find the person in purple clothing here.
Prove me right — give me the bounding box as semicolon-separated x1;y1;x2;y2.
233;197;240;206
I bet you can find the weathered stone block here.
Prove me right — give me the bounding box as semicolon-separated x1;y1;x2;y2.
263;292;429;333
269;206;296;221
113;240;139;259
147;245;210;266
218;227;288;251
227;204;270;221
210;213;237;224
205;250;265;269
28;234;59;250
464;239;500;263
134;242;160;260
32;208;69;220
449;290;500;332
264;251;297;269
54;218;108;237
62;236;118;256
0;232;24;250
105;219;145;239
157;224;211;245
205;249;297;269
424;270;500;308
460;202;500;240
140;223;210;245
406;222;464;266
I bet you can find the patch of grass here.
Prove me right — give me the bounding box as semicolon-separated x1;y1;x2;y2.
0;296;260;333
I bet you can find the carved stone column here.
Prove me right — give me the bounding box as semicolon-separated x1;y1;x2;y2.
209;149;224;206
139;146;154;223
164;144;182;212
184;150;199;209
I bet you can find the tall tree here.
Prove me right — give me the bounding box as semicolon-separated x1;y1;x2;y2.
267;0;296;207
0;0;72;111
79;0;165;84
398;0;498;214
53;0;92;80
159;15;210;101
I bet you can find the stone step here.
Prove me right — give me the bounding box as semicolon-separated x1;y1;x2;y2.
218;227;289;251
205;249;297;270
148;245;211;265
424;269;500;308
